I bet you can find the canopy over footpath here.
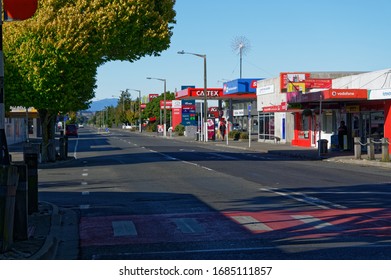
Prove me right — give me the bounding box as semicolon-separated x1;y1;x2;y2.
3;0;176;162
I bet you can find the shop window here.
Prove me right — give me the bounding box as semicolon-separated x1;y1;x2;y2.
259;113;275;140
300;114;309;139
324;114;333;134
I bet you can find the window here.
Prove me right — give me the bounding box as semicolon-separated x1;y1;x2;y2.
259;113;275;140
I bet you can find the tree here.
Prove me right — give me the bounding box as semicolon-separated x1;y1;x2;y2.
3;0;176;162
142;92;175;126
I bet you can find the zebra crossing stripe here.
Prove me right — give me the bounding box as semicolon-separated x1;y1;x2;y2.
112;221;137;237
172;218;205;234
231;216;273;232
291;215;334;229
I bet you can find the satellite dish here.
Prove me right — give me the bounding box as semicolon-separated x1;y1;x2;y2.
3;0;38;21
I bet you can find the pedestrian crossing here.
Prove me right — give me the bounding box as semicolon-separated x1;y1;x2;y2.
79;208;391;247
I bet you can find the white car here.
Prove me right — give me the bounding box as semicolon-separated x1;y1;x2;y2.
78;124;84;128
122;124;133;129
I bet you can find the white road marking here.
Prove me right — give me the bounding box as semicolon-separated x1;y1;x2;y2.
73;137;79;159
112;221;137;236
292;215;335;229
172;218;205;234
231;216;273;231
260;188;347;209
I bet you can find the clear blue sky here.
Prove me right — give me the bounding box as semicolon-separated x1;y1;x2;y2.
94;0;391;101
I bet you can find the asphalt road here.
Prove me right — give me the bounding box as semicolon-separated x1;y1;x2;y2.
38;127;391;260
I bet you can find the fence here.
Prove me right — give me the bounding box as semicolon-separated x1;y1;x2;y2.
354;137;389;162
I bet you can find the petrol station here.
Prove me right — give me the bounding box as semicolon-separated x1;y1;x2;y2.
173;79;261;140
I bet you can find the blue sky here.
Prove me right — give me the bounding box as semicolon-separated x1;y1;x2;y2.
94;0;391;101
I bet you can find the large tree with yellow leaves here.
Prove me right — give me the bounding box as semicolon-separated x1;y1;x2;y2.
3;0;176;161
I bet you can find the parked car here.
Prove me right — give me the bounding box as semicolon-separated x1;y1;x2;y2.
65;124;78;137
232;123;244;131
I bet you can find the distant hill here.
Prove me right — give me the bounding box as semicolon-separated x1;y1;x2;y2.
86;98;118;112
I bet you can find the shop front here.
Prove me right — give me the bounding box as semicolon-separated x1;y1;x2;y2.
223;78;261;132
287;89;370;149
368;88;391;144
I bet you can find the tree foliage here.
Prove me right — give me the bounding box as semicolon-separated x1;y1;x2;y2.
142;92;175;124
3;0;176;161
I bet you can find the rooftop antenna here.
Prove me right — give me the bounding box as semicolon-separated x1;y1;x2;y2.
232;36;251;79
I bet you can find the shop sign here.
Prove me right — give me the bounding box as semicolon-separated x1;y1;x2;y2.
368;88;391;100
325;89;367;99
160;100;172;110
176;88;223;99
257;84;274;95
280;72;310;91
233;109;245;116
262;102;287;112
346;105;360;113
305;79;332;89
193;89;221;97
182;100;196;126
172;100;182;109
208;107;219;118
287;82;306;93
223;79;260;94
148;94;159;102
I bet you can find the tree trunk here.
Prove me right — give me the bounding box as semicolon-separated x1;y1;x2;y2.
38;109;57;163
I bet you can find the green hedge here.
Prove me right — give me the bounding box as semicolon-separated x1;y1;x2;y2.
175;124;185;136
228;131;249;140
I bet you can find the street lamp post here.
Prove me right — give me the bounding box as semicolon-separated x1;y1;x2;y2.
147;77;167;137
129;89;142;133
178;50;208;142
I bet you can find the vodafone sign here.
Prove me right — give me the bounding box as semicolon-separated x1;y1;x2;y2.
324;89;367;99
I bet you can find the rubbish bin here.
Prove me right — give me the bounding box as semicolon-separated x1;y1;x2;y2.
0;165;19;252
195;131;200;141
318;139;329;154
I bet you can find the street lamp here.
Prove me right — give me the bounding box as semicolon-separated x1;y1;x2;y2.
147;77;167;137
177;50;208;142
129;89;142;133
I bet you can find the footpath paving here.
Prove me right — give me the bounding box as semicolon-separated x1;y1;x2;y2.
1;131;389;260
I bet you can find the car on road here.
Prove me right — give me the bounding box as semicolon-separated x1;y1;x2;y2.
78;123;84;128
65;124;78;137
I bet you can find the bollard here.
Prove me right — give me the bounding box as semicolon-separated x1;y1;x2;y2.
13;164;28;241
25;153;38;214
367;138;375;160
0;165;19;252
354;137;361;160
59;137;67;160
64;135;68;158
382;138;389;162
